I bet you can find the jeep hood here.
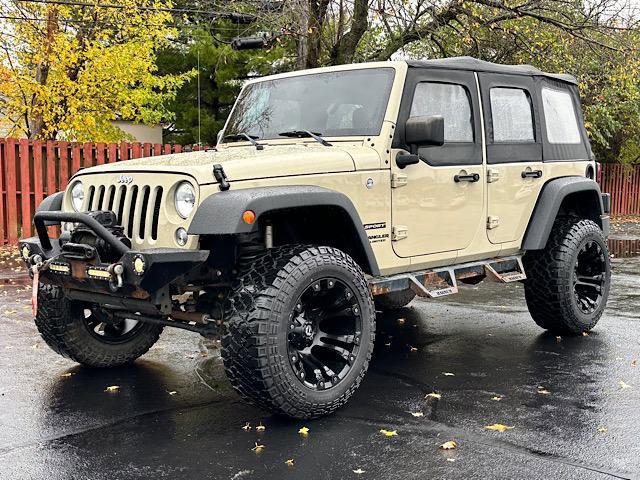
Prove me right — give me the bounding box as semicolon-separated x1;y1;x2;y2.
77;143;370;184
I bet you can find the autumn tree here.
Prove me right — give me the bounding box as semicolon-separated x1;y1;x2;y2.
0;0;193;141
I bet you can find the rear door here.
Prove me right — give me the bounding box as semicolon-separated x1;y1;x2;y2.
391;69;484;257
478;74;545;244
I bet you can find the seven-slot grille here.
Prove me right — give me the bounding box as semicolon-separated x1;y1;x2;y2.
84;184;163;242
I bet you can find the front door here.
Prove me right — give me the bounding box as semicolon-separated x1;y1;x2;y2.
391;69;485;258
478;73;545;244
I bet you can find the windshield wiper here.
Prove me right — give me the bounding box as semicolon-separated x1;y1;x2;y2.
223;132;264;150
278;130;332;147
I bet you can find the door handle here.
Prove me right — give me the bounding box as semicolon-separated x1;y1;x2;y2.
454;173;480;183
521;169;543;179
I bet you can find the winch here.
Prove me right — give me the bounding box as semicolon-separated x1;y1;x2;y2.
65;211;131;263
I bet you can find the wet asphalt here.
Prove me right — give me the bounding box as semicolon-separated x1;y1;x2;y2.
0;247;639;479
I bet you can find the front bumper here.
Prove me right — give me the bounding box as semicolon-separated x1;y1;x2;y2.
20;211;209;301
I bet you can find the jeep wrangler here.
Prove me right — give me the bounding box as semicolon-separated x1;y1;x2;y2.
19;57;611;419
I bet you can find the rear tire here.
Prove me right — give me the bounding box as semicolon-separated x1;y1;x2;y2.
374;289;416;310
35;284;163;367
221;245;375;419
523;218;611;335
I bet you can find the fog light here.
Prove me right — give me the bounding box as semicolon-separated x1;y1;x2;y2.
175;227;188;246
21;245;30;260
132;255;146;275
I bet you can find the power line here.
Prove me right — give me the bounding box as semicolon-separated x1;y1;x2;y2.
16;0;257;22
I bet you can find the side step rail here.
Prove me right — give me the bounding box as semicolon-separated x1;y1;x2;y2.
369;255;526;299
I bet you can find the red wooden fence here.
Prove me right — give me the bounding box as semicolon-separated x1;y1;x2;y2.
0;138;639;245
0;138;201;245
599;163;640;217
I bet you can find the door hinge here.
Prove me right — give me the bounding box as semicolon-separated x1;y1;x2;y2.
487;169;501;183
392;225;408;241
487;216;500;229
391;173;408;188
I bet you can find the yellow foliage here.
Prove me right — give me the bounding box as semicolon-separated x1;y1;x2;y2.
0;0;193;141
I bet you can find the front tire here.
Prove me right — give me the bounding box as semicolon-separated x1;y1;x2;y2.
221;245;375;419
523;218;611;335
35;284;163;367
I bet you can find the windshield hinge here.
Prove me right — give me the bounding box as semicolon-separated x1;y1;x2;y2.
391;173;408;188
213;164;230;191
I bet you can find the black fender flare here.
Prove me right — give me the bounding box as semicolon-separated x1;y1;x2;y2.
522;177;608;250
188;185;380;275
37;191;64;212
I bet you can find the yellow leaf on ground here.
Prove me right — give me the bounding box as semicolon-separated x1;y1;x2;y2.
284;459;294;466
256;423;266;432
298;426;310;435
410;412;424;417
619;381;631;390
440;440;458;450
60;372;74;378
485;423;513;432
167;391;177;395
491;396;503;401
447;458;456;462
251;442;265;453
537;389;551;395
582;331;590;337
397;318;406;326
409;345;418;352
631;360;637;367
379;429;398;437
242;423;251;431
443;372;455;376
425;392;441;400
104;385;120;393
597;426;608;433
353;468;366;474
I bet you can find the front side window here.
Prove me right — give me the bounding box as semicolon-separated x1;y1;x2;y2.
223;68;395;140
490;87;535;142
410;82;473;142
541;88;581;144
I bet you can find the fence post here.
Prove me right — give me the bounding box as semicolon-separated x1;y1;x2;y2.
19;139;32;237
5;139;18;243
59;142;70;189
0;140;5;244
33;140;44;207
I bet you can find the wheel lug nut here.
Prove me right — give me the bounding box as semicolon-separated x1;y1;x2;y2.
291;355;297;362
300;372;305;379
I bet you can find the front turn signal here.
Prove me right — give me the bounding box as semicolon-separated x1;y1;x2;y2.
242;210;256;225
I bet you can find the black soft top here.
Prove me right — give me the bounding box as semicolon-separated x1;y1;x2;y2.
406;56;577;85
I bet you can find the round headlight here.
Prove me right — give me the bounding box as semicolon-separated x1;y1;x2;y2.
175;182;196;219
70;181;84;211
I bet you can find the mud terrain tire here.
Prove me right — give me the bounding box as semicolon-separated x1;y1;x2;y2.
221;245;376;419
523;218;611;335
374;289;416;310
35;284;163;367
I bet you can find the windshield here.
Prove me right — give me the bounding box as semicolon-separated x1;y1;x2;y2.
223;68;395;141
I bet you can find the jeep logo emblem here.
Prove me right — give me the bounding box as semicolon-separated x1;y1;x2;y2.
117;175;133;185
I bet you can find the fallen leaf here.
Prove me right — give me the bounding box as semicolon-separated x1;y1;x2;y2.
167;390;177;395
104;385;120;393
597;426;608;433
447;458;456;462
251;442;265;453
425;392;441;400
582;331;590;337
409;345;418;352
298;426;310;436
442;372;455;376
242;423;251;431
537;389;551;395
439;440;458;450
556;336;562;343
491;396;504;401
256;423;266;432
353;468;366;474
60;372;74;378
484;423;513;432
410;412;424;417
619;381;631;390
384;342;391;347
284;459;294;466
631;360;637;367
397;318;405;326
379;429;398;437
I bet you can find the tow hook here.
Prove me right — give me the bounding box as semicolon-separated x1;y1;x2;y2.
108;263;124;292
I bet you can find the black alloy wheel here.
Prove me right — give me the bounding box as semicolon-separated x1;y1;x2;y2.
287;277;362;391
573;240;607;315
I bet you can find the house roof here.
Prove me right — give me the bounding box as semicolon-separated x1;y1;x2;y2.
405;57;577;85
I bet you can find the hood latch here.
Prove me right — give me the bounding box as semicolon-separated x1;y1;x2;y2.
213;164;230;191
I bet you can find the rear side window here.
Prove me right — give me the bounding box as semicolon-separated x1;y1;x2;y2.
541;88;581;144
410;82;473;142
490;88;534;142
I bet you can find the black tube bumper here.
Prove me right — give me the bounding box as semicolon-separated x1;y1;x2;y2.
20;211;209;297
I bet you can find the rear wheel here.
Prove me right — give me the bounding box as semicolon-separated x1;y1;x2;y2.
35;284;163;367
523;218;611;335
221;245;375;419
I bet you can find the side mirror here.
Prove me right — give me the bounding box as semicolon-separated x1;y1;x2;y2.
405;115;444;153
